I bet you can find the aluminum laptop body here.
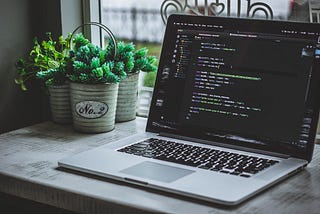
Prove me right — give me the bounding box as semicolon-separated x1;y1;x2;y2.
59;15;320;205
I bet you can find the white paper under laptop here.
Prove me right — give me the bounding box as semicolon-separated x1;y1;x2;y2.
59;15;320;205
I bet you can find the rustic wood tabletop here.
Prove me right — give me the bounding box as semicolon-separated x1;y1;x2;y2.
0;117;319;214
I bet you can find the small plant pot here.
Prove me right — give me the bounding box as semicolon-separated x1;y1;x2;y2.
116;73;139;122
70;82;119;133
48;83;72;124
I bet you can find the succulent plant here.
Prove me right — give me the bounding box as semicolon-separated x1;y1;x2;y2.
68;34;127;84
68;34;157;84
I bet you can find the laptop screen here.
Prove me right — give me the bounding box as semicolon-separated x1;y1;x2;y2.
147;15;320;161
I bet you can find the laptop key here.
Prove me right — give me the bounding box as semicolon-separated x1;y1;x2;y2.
240;174;251;178
225;165;236;170
210;168;220;171
230;171;241;176
142;153;155;158
199;165;211;169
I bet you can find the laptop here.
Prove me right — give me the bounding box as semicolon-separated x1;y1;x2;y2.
58;14;320;205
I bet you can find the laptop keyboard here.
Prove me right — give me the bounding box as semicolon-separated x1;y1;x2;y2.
117;138;279;178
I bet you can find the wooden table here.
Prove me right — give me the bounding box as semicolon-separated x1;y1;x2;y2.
0;117;319;214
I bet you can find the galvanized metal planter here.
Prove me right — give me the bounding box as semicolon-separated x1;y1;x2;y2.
48;83;72;124
116;73;139;122
70;82;119;133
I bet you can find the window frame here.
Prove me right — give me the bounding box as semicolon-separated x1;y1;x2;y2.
60;0;105;47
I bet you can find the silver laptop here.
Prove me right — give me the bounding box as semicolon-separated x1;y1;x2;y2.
59;15;320;205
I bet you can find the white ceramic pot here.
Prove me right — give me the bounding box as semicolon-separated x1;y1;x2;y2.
70;82;119;133
48;83;72;124
116;73;139;122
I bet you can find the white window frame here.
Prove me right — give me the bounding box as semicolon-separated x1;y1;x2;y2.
60;0;104;47
82;0;105;47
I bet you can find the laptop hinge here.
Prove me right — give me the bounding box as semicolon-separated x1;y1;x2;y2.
159;132;290;159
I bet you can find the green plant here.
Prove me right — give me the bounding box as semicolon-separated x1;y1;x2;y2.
68;34;127;84
132;47;157;74
68;34;158;84
15;32;72;90
108;40;158;75
112;41;135;74
104;38;161;64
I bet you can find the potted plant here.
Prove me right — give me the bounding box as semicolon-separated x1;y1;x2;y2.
68;33;126;133
115;42;157;122
15;32;73;124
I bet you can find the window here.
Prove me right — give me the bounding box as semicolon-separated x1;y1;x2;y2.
99;0;317;118
102;0;164;116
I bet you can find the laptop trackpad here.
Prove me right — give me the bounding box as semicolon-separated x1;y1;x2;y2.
120;161;195;183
